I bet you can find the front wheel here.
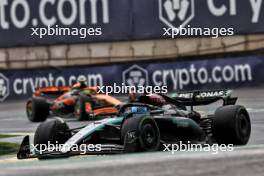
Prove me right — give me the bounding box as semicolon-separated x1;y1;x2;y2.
212;105;251;145
34;118;72;159
34;118;71;147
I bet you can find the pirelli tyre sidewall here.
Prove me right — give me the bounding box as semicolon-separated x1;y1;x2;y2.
121;115;160;152
26;97;50;122
212;105;251;145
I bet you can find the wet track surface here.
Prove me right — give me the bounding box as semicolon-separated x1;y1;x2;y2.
0;88;264;176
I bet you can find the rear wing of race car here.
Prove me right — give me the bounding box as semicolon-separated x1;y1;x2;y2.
33;86;71;96
168;90;237;107
33;86;98;96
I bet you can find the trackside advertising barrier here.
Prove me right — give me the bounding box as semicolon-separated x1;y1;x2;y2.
0;0;264;47
0;55;263;102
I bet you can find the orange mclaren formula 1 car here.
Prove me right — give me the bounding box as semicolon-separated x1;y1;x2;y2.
26;84;121;122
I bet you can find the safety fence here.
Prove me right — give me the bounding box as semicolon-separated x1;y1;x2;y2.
0;54;263;102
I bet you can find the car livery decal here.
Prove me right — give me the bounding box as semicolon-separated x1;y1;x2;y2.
173;90;232;99
61;117;122;153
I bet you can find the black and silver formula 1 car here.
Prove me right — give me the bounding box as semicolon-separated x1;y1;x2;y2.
17;90;251;159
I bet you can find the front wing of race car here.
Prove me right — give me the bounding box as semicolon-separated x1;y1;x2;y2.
18;117;126;159
17;136;125;159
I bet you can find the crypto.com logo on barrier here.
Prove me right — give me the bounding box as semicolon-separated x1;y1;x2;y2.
159;0;195;28
0;73;9;102
122;65;149;87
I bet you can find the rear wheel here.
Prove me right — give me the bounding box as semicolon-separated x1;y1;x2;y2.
121;115;160;152
26;97;50;122
74;96;92;121
212;105;251;145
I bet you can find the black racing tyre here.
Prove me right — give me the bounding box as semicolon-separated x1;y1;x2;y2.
212;105;251;145
26;97;50;122
34;118;71;147
74;96;92;121
121;115;160;152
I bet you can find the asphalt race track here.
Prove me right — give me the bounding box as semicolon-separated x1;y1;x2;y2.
0;88;264;176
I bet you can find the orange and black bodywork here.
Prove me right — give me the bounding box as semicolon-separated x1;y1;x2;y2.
26;86;121;122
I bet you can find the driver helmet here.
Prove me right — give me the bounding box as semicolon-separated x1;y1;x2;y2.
72;77;87;89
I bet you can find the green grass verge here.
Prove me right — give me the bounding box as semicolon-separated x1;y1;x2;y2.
0;142;20;156
0;134;19;139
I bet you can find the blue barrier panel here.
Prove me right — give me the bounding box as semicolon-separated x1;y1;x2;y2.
0;0;264;47
0;55;263;102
